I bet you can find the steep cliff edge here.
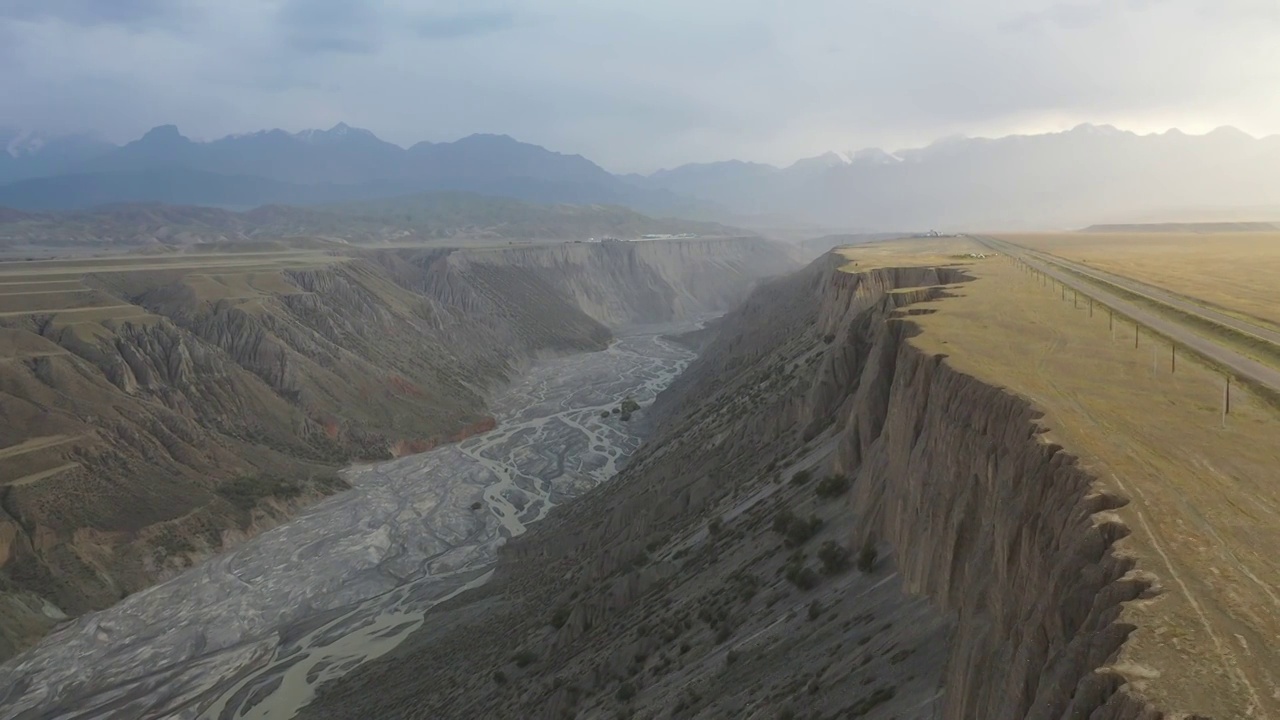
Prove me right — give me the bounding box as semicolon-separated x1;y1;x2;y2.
305;253;1191;719
0;238;795;661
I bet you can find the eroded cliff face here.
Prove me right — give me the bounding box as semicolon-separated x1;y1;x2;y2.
679;257;1164;719
0;238;794;661
436;237;798;327
303;254;1168;720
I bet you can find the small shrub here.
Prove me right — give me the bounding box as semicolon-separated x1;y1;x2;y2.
848;687;896;716
493;670;508;684
601;411;610;419
513;649;539;667
857;540;878;573
620;398;641;414
822;333;836;344
616;682;637;702
726;649;740;665
470;501;483;511
709;517;725;536
807;600;823;621
772;511;823;546
818;541;850;575
814;474;851;499
715;625;733;644
216;474;303;511
772;510;795;534
785;564;819;590
789;469;812;486
550;605;571;629
734;574;760;602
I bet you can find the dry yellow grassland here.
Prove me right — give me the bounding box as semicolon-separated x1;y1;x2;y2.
1002;232;1280;330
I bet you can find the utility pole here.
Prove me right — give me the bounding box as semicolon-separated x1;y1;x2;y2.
1171;345;1176;373
1135;324;1140;348
1088;297;1093;317
1223;376;1231;428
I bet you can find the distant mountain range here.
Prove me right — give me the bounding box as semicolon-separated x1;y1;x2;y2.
4;122;1280;229
0;124;697;215
632;124;1280;229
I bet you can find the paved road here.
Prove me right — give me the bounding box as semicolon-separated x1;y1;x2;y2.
969;235;1280;395
987;238;1280;346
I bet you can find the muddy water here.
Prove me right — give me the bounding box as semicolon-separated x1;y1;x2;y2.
0;326;698;720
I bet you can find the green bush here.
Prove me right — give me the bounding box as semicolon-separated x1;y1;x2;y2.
550;605;571;629
772;510;822;546
857;540;878;573
818;541;850;575
848;687;896;716
807;600;823;621
785;564;819;590
814;474;851;499
216;474;303;511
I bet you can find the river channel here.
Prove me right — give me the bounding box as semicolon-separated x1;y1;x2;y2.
0;325;697;720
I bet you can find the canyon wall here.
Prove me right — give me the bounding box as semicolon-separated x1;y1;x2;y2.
0;237;794;661
304;254;1170;719
422;236;798;327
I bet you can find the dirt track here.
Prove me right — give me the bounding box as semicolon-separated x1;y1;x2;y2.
973;234;1280;395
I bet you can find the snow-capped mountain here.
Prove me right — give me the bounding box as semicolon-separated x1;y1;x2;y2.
0;129;115;182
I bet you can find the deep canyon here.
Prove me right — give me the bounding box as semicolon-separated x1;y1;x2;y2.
0;324;700;719
0;238;1234;720
298;254;1196;719
0;237;794;663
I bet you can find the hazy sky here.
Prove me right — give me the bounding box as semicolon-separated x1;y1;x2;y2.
2;0;1278;172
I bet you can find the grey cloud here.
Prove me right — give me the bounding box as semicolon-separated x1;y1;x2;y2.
0;0;1277;171
1001;2;1112;31
277;0;382;54
413;10;520;39
0;0;171;26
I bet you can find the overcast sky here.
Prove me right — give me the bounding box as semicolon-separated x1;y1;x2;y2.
2;0;1277;172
